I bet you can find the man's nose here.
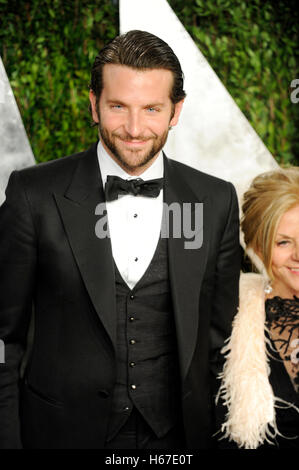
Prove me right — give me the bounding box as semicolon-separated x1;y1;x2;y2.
124;111;143;138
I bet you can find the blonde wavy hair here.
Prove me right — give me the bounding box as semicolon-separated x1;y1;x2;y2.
241;167;299;280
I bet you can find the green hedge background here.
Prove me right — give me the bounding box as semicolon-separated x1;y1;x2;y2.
1;0;298;165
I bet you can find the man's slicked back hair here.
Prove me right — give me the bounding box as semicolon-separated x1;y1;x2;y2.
90;30;186;106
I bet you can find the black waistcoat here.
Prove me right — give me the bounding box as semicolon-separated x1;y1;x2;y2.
106;236;182;441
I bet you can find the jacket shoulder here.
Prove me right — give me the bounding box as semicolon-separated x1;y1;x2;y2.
13;143;98;193
167;157;233;191
17;149;85;184
166;157;237;214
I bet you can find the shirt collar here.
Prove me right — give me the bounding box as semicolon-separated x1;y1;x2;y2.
97;140;164;187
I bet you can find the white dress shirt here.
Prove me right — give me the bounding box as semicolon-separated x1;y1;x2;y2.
97;141;164;289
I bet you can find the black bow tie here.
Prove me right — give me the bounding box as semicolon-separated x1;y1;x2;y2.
105;175;164;202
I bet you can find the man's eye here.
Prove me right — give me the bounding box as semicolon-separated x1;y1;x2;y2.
111;104;122;109
147;107;157;112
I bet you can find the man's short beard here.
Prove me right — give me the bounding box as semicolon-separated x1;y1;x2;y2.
99;123;169;173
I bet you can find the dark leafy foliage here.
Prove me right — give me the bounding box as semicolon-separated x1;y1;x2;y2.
169;0;299;165
1;0;118;162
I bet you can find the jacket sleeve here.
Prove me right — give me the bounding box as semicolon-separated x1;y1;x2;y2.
210;182;241;380
0;171;37;449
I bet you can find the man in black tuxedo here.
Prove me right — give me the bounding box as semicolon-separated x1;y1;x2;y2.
0;30;240;449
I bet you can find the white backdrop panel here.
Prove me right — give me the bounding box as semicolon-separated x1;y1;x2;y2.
0;57;35;204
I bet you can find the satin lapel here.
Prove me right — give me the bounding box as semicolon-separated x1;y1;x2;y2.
164;156;210;381
54;144;117;348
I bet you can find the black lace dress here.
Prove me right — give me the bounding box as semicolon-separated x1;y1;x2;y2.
216;295;299;449
264;296;299;449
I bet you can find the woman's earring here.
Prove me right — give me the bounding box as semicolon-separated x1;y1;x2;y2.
264;281;273;294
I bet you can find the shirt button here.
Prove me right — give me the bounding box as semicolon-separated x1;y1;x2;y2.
130;362;136;367
129;339;136;345
123;406;130;411
129;316;135;322
131;384;137;390
133;213;138;218
130;295;135;300
134;257;138;262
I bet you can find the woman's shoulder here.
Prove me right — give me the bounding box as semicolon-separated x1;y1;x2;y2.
240;271;264;287
239;272;265;306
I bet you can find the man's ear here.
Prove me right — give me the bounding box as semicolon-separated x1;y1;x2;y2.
89;90;99;123
169;99;184;127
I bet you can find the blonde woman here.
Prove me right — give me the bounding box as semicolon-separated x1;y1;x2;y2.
218;168;299;449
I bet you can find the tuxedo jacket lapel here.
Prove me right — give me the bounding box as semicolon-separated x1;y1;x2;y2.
164;156;210;382
54;144;117;349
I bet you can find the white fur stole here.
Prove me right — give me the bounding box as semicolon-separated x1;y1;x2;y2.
217;272;278;449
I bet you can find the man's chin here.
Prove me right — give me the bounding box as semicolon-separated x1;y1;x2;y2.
113;149;158;173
